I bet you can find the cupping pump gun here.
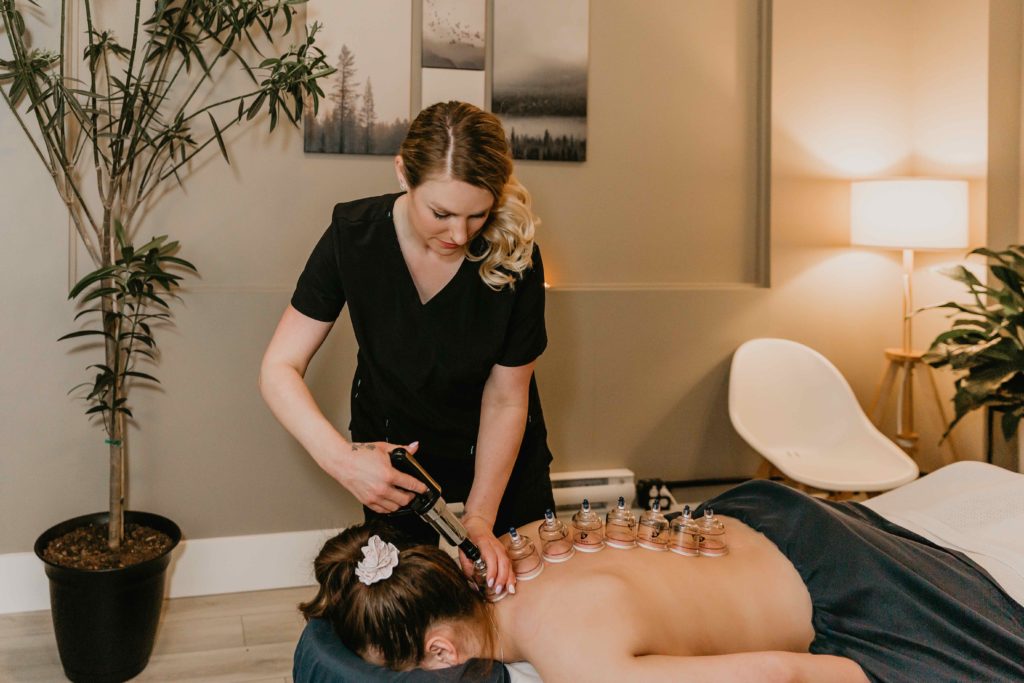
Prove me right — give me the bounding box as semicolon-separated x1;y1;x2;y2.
388;447;489;585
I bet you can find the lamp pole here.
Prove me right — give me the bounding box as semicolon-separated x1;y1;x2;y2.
892;248;918;453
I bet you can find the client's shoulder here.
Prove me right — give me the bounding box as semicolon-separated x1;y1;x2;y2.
701;479;811;511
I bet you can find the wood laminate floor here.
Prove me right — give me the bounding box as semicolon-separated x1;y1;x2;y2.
0;586;315;682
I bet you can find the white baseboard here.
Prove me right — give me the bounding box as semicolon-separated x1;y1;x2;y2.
0;527;338;615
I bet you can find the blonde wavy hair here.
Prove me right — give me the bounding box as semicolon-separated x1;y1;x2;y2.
399;101;539;290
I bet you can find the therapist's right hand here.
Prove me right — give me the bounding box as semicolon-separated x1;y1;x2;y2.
338;440;428;514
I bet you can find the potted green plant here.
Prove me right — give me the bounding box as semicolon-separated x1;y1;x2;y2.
1;2;332;680
923;245;1024;471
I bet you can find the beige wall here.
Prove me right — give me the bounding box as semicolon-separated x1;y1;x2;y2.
0;1;1000;553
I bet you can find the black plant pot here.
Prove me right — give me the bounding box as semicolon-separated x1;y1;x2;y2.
34;511;182;683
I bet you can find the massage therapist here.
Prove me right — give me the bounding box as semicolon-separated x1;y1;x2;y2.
259;101;555;598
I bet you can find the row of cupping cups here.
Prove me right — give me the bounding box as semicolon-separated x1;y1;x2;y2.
501;497;729;583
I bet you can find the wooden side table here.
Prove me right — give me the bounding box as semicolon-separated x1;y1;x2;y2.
868;347;960;466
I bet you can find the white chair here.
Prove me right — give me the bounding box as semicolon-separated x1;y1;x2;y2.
729;338;919;493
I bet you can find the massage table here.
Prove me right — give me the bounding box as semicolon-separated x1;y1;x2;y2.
294;461;1024;682
862;460;1024;608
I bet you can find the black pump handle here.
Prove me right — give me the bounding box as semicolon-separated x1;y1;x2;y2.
388;447;441;516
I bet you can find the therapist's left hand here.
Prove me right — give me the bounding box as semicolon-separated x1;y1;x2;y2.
459;515;515;598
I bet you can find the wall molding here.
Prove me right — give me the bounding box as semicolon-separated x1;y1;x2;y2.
0;528;334;615
547;282;765;293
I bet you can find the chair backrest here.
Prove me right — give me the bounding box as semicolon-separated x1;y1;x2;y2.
729;338;869;452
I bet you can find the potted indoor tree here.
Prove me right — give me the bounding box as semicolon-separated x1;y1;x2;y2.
923;245;1024;470
0;2;332;680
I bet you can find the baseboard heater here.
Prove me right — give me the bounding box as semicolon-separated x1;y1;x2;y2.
550;468;636;513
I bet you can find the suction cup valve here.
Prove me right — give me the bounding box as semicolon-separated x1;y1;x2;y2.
669;505;700;557
698;507;728;557
605;496;637;549
505;527;544;580
637;499;669;551
538;509;575;563
571;499;606;552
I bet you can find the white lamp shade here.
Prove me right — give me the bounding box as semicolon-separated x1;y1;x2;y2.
850;179;969;250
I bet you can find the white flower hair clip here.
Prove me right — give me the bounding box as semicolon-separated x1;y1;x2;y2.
355;535;400;586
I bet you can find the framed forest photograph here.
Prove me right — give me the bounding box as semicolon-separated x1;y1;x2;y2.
493;0;588;162
304;0;412;155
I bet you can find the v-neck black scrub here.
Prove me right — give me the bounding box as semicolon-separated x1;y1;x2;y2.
290;193;554;535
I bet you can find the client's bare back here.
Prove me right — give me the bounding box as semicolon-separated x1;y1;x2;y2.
491;516;816;678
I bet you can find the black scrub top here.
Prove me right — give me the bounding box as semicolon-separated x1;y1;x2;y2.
290;193;553;508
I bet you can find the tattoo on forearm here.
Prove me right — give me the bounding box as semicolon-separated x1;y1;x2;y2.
351;443;376;452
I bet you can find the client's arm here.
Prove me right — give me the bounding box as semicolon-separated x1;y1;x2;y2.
534;650;867;683
628;651;869;683
523;576;868;683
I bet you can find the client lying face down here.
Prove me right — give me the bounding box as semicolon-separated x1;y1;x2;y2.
300;525;497;671
300;481;1024;683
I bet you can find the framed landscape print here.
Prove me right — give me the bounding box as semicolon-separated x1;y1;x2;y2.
304;0;412;155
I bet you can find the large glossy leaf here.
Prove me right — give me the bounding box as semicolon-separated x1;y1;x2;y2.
973;247;1024;269
962;366;1020;398
921;299;999;321
927;244;1024;436
1001;408;1024;440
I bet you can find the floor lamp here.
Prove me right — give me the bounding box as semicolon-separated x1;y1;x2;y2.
850;179;970;465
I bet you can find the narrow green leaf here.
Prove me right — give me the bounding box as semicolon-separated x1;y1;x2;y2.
58;330;114;342
134;235;167;254
247;90;267;120
208;112;229;164
143;291;170;308
73;307;105;321
12;9;26;35
81;286;124;304
125;371;160;383
68;265;119;298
